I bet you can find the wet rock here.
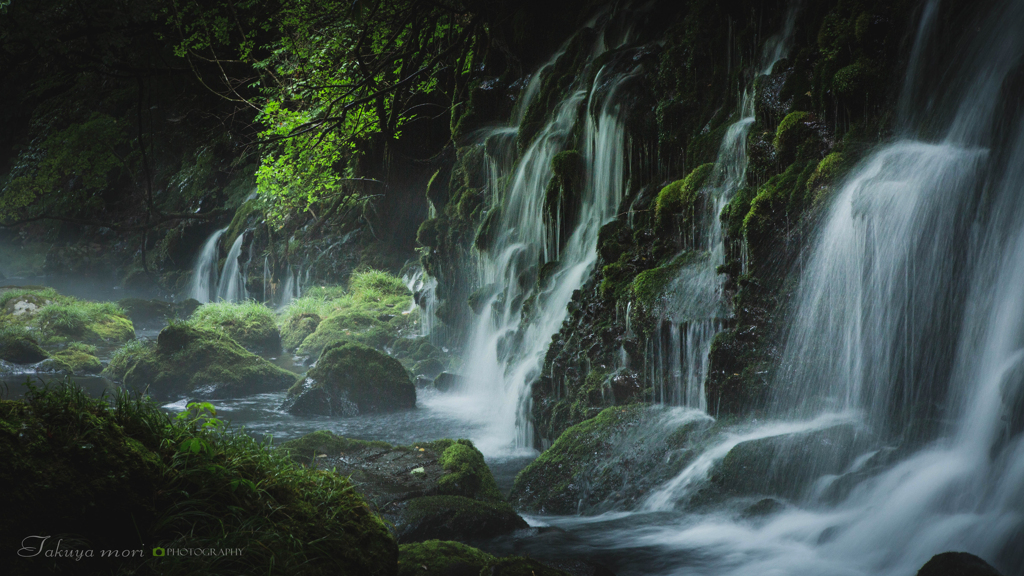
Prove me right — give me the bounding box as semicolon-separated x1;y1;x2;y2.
413;358;445;379
280;431;502;507
280;312;321;352
707;422;867;500
740;497;785;518
116;298;188;329
511;404;714;514
385;495;527;543
117;323;295;400
433;372;463;392
51;343;103;374
916;552;1004;576
282;341;415;416
0;329;48;364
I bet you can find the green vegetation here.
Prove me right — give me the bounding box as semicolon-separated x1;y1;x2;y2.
115;322;295;400
50;342;102;374
397;540;495;576
0;381;397;575
293;269;416;357
1;287;134;347
190;301;281;355
284;340;415;415
0;324;48;364
388;495;528;543
434;439;503;502
654;163;715;237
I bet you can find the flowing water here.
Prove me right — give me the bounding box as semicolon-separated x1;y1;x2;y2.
494;2;1024;574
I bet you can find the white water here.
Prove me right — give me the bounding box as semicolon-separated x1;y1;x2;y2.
435;38;637;455
216;233;248;303
564;2;1024;574
648;7;798;412
188;228;226;303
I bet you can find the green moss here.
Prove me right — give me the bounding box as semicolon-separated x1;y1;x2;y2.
390;495;527;543
22;299;135;346
417;217;442;248
286;340;416;415
190;301;282;355
281;312;321;352
773;111;814;157
435;439;503;502
51;343;102;374
294;269;415;358
224;196;261;249
278;430;391;464
632;253;695;309
806;152;851;203
102;339;154;382
0;324;48;364
398;540;494;576
0;382;397;575
120;322;296;400
654;163;715;237
510;404;647;514
833;58;880;99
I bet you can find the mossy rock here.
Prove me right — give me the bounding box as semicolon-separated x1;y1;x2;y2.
398;540;495;576
0;326;48;364
281;312;321;352
190;302;282;356
284;341;415;416
385;495;527;543
51;343;102;374
281;432;501;508
772;111;815;161
654;163;715;237
119;323;295;400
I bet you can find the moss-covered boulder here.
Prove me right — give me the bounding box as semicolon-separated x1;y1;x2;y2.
653;163;715;240
282;341;416;416
190;301;282;355
116;323;296;400
511;404;713;514
281;312;321;351
385;495;528;543
280;432;501;507
397;540;495;576
0;325;48;364
916;552;1004;576
50;342;103;374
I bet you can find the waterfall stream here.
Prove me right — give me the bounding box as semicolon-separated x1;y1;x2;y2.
537;1;1024;574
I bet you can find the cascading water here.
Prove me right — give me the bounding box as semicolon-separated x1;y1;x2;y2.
188;227;226;303
576;2;1024;574
216;232;248;303
443;33;639;455
648;7;798;411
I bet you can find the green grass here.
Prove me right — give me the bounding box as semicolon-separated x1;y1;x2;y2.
189;301;281;354
1;380;397;575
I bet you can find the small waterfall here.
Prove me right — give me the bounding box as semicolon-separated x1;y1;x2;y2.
262;255;269;303
650;7;798;411
629;2;1024;573
216;233;248;303
188;228;226;303
404;268;439;339
277;265;297;310
452;36;639;454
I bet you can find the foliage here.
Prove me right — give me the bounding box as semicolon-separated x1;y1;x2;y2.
0;380;398;575
190;300;281;354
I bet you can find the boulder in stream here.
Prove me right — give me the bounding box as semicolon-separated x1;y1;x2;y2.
282;341;416;416
916;552;1004;576
115;323;295;399
0;326;49;364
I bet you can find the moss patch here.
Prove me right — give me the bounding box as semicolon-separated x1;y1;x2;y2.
190;301;282;355
117;322;296;400
51;342;102;374
0;324;48;364
284;340;416;416
386;495;527;543
398;540;495;576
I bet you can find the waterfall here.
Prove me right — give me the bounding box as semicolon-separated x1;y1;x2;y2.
188;228;226;303
404;268;439;339
216;233;248;303
277;265;297;310
626;2;1024;574
448;38;638;455
650;6;798;411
